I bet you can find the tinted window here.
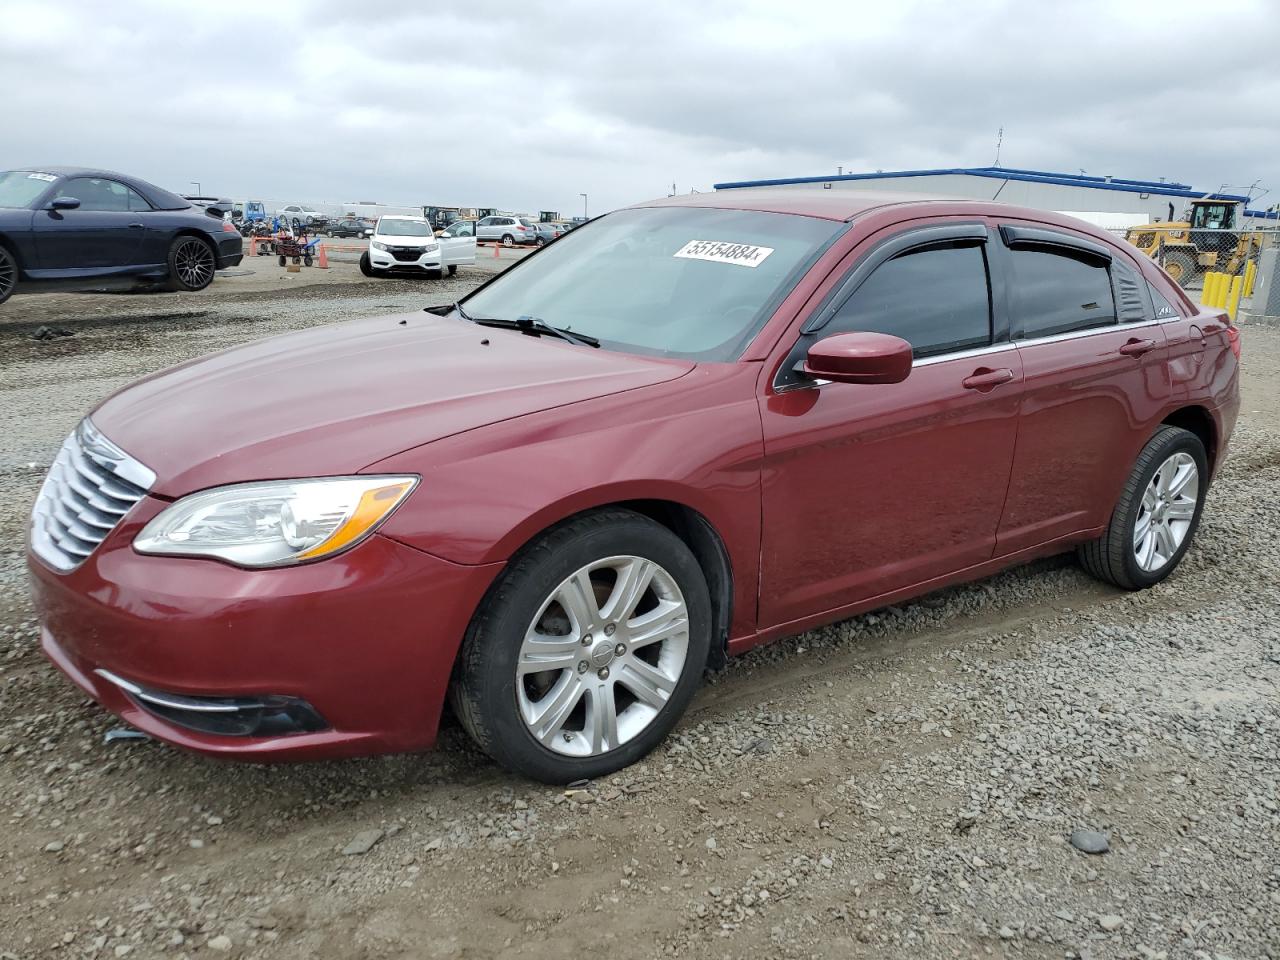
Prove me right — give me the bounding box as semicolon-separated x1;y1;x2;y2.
55;177;149;212
1008;247;1116;339
826;242;992;358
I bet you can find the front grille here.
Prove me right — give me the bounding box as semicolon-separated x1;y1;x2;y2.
30;420;155;571
390;247;423;262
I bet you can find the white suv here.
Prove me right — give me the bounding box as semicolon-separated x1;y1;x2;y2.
361;215;476;278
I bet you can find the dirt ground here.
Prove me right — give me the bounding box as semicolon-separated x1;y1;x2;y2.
0;266;1277;960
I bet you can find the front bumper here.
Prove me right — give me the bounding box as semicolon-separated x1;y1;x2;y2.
369;247;443;272
28;498;503;761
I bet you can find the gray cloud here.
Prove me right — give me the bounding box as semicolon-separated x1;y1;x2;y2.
2;0;1276;214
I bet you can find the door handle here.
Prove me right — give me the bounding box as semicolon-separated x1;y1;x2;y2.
1118;338;1157;357
961;367;1015;392
128;223;145;229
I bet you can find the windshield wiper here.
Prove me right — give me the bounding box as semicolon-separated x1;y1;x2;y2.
454;306;599;348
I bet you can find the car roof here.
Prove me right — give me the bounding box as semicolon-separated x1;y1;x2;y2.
631;188;1104;228
629;188;1141;247
379;215;427;221
14;165;192;211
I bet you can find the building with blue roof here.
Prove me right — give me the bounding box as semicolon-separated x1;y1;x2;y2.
713;167;1275;226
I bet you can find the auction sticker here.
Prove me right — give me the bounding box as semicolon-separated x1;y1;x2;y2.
27;172;57;182
674;239;774;267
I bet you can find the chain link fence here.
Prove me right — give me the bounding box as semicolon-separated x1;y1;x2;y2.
1110;223;1279;315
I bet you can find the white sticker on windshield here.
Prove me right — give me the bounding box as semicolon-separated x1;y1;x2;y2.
27;172;57;182
674;239;775;268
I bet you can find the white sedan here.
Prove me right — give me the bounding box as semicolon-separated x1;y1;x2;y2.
361;215;476;278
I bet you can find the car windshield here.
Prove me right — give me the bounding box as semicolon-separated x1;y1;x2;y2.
461;206;841;361
0;170;58;208
378;219;434;237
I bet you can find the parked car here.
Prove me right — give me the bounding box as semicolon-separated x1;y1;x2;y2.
359;214;475;278
276;204;323;229
476;215;538;246
27;191;1238;783
530;222;561;245
325;217;375;239
0;167;244;306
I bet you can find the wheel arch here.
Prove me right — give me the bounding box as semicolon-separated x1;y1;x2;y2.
1161;405;1218;474
0;232;22;269
462;497;736;674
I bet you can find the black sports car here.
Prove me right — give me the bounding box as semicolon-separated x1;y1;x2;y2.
0;167;244;307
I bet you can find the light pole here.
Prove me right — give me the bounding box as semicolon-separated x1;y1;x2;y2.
580;193;588;220
191;181;202;196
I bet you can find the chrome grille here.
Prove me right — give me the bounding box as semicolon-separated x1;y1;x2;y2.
30;420;155;571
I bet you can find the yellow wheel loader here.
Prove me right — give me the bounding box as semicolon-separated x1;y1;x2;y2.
1125;199;1272;287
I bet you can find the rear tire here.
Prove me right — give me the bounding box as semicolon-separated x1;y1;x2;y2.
1078;426;1207;590
450;509;712;783
0;245;16;306
165;236;216;292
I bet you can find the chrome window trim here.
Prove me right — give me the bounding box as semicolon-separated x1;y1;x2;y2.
1013;316;1162;349
913;342;1017;368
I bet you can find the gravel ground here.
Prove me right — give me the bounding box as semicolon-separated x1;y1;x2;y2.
0;271;1277;960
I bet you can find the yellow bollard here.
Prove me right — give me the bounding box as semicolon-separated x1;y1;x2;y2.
1200;271;1215;305
1217;274;1232;309
1206;272;1223;308
1243;260;1257;298
1226;275;1242;320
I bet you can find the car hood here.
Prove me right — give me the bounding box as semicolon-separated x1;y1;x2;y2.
91;313;694;497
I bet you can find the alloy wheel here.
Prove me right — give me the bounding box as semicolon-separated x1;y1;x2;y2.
517;555;690;757
1133;451;1199;572
0;247;15;303
175;239;215;289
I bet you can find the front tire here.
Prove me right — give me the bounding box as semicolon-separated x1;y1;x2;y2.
1078;425;1207;589
359;252;376;277
451;510;712;783
1162;249;1196;288
165;236;216;292
0;245;16;306
501;233;515;247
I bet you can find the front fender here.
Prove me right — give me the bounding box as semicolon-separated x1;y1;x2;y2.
367;364;765;638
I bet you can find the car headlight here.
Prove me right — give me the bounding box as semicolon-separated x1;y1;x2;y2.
372;241;389;251
424;242;439;253
134;476;417;568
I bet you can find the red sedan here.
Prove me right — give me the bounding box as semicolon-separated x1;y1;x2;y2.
27;190;1240;783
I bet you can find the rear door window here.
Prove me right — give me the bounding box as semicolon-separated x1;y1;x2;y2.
1008;246;1116;339
825;241;992;358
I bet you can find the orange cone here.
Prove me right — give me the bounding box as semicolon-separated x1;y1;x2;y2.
317;243;328;269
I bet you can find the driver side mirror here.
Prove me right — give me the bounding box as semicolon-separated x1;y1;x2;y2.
49;197;81;211
802;331;912;385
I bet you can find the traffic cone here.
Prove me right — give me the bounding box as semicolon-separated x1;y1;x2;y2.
317;243;328;269
492;242;500;259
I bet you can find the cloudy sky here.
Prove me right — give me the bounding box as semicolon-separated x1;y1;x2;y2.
2;0;1276;215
